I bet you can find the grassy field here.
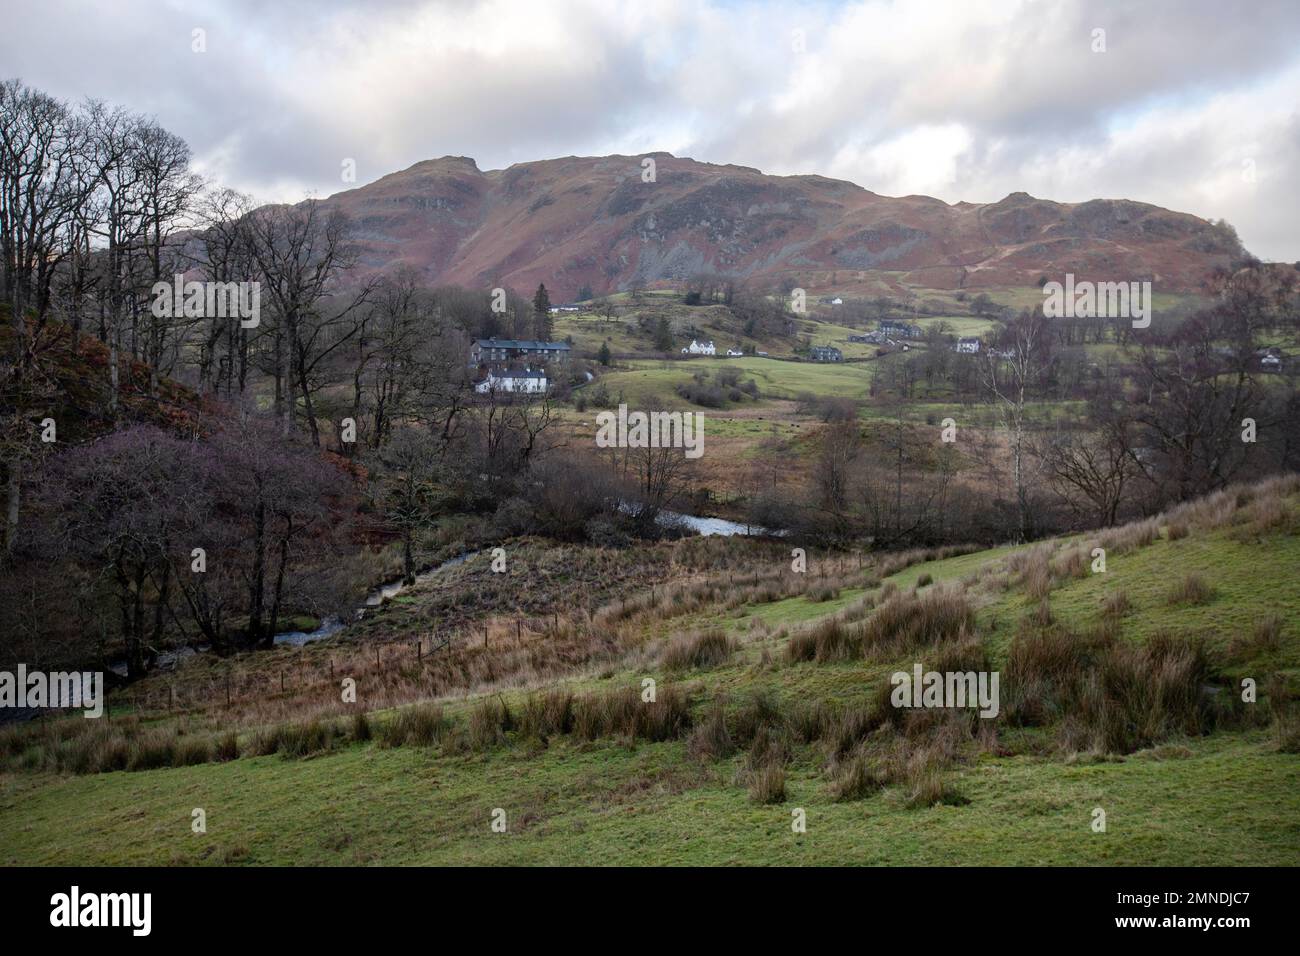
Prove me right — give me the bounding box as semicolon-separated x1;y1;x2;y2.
3;478;1298;866
594;356;876;409
2;727;1291;866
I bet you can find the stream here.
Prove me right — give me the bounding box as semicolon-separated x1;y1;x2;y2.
108;507;781;672
272;551;477;646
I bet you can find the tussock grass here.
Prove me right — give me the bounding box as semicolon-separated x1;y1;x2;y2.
747;763;786;804
572;685;692;743
1101;589;1131;620
1166;572;1216;607
1228;614;1283;661
859;585;975;655
1003;626;1233;754
686;698;734;761
517;690;575;740
660;629;735;671
379;703;448;748
468;698;513;751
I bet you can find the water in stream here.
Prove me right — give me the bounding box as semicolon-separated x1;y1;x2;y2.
109;507;781;668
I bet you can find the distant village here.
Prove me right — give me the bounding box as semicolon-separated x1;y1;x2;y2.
470;301;1286;394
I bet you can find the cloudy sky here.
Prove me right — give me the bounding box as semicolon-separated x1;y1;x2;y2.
4;0;1299;259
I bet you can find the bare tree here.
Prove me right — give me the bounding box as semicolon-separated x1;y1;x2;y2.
1040;404;1144;528
245;200;370;443
982;310;1051;541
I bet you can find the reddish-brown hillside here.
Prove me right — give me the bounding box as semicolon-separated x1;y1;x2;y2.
312;153;1244;300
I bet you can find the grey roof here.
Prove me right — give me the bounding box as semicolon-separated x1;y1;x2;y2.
475;338;571;350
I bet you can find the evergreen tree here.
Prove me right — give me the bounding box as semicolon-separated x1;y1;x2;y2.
532;283;553;340
653;317;674;352
598;340;611;366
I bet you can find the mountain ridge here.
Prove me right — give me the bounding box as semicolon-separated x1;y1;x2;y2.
306;152;1244;300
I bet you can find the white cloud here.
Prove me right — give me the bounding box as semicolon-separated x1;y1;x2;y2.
2;0;1298;259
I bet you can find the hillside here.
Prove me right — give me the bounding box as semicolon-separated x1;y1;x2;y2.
311;154;1244;301
3;476;1297;865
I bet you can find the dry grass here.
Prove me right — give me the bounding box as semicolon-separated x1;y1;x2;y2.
660;629;735;672
1003;626;1234;754
1227;614;1283;661
1166;572;1216;607
1101;589;1131;620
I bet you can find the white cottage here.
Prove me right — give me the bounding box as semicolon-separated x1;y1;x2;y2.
475;368;548;394
682;340;717;356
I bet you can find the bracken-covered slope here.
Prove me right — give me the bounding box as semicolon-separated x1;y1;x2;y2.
315;152;1244;300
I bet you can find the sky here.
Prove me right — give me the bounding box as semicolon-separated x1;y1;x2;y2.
3;0;1299;260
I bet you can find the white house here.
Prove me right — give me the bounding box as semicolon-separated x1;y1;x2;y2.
682;340;716;356
726;347;745;357
475;368;548;394
830;297;843;306
955;337;982;354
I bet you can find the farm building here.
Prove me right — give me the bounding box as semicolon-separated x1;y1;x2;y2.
471;338;571;365
474;368;549;394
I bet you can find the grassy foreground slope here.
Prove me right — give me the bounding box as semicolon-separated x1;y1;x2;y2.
3;479;1298;866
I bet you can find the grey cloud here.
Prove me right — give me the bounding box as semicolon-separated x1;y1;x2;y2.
1;0;1297;259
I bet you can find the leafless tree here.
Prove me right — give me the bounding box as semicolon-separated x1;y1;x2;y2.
245;199;371;443
982;310;1051;541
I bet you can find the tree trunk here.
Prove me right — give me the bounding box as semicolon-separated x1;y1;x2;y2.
3;459;19;557
248;499;266;642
